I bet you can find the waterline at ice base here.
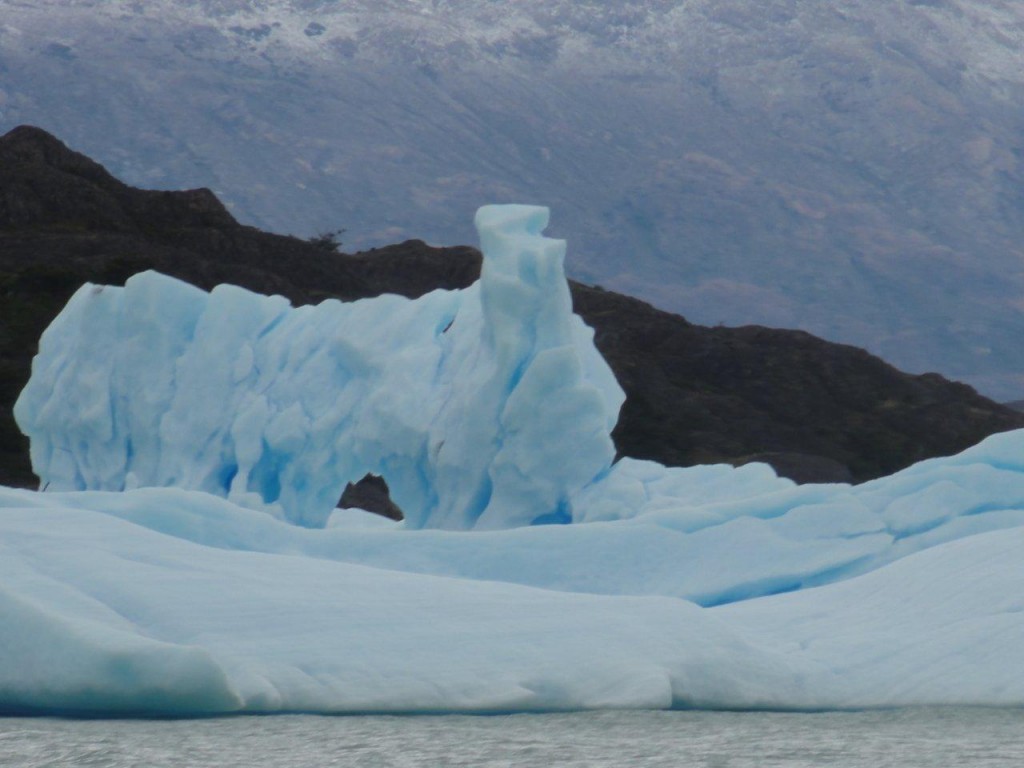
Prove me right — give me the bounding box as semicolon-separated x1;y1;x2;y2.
5;205;1024;715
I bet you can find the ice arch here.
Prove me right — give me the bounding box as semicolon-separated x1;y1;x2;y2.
15;205;624;529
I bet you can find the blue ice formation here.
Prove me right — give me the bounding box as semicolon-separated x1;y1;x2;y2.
4;475;1024;714
6;204;1024;715
15;205;623;530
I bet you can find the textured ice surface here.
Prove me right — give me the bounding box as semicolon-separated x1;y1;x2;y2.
15;205;623;530
3;482;1024;714
6;204;1024;715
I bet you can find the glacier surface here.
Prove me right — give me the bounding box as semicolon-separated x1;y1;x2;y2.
6;204;1024;715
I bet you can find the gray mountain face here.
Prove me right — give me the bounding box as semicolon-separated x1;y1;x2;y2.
1;0;1023;398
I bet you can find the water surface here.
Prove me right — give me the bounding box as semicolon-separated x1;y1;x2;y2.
2;708;1022;767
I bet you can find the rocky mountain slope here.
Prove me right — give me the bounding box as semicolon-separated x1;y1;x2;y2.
3;125;1022;492
1;1;1022;399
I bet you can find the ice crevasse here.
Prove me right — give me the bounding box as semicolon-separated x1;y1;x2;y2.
5;204;1024;715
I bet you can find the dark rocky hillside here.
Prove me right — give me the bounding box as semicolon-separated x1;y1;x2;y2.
3;125;1022;491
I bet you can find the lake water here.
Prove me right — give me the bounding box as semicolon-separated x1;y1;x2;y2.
2;708;1022;767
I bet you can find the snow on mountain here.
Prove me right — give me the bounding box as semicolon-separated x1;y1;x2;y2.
1;0;1023;397
6;203;1024;715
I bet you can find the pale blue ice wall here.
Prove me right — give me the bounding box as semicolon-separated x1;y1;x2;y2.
14;205;624;529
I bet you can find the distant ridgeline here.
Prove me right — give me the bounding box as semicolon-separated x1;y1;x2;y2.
2;125;1022;494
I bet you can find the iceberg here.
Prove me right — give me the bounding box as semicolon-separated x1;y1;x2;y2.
14;205;623;531
4;204;1024;715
